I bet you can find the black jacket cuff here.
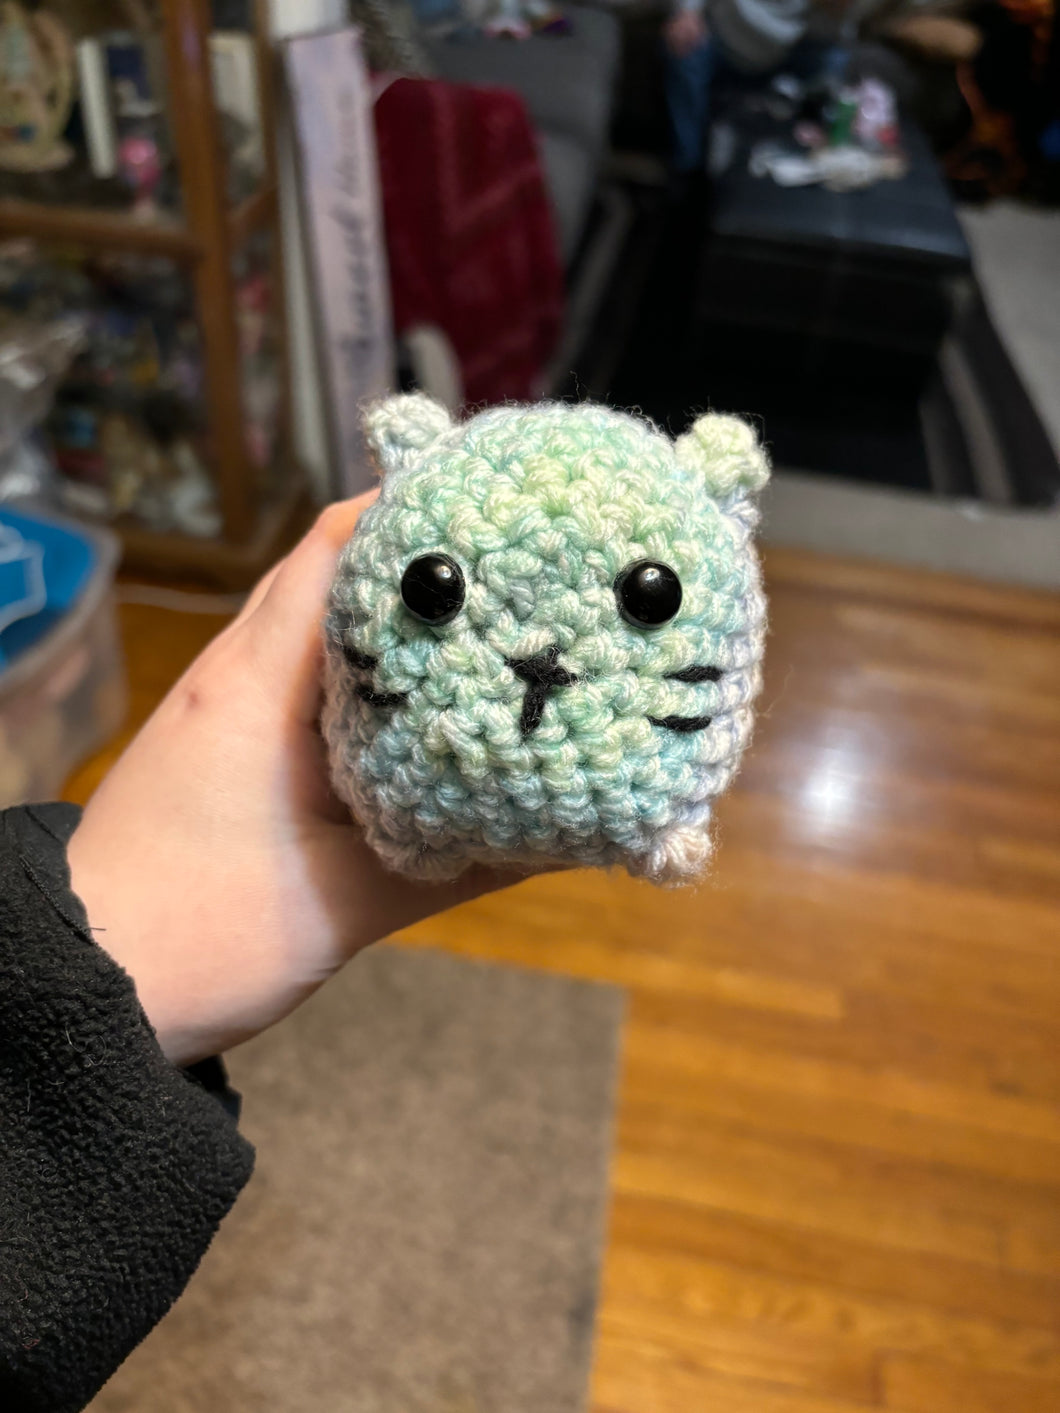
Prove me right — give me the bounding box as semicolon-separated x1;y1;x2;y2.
0;804;255;1413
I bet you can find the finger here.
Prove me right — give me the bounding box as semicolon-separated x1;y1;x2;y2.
242;490;378;722
420;860;561;918
263;492;377;640
230;553;288;629
237;491;374;632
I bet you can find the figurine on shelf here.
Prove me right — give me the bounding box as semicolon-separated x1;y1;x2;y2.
236;270;269;362
139;388;220;539
117;132;161;221
0;2;74;172
99;408;158;516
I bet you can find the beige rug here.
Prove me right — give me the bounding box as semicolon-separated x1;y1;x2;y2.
89;944;624;1413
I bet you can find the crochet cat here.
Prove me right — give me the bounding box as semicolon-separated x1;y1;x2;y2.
322;394;769;881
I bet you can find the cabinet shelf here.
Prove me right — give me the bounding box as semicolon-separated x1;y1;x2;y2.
0;179;279;263
229;183;277;248
0;0;297;587
116;477;311;588
0;198;199;258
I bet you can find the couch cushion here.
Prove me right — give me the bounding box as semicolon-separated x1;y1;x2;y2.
425;5;619;155
536;129;595;261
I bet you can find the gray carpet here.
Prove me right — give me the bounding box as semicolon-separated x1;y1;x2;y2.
89;944;624;1413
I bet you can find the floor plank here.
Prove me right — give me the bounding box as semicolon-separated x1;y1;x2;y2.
64;549;1060;1412
609;1195;1060;1331
592;1346;882;1413
881;1354;1060;1412
597;1301;877;1403
604;1247;1060;1382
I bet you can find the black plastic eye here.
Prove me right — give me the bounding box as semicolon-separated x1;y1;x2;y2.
400;553;465;625
614;560;682;628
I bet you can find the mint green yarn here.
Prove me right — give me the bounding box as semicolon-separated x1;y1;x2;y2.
322;395;769;881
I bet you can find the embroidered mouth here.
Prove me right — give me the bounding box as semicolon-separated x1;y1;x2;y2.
506;645;579;736
342;644;409;710
649;663;723;732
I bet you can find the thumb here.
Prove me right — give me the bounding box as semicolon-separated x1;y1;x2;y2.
243;491;377;724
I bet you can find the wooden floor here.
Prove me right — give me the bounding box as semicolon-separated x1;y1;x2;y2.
65;547;1060;1413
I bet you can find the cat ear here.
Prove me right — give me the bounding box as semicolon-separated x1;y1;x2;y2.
364;393;453;476
674;412;771;505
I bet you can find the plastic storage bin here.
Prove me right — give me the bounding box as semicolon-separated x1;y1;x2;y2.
0;507;126;807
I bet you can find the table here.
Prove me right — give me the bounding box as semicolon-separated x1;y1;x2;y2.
699;116;973;380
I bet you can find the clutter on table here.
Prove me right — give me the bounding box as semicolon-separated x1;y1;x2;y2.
482;1;570;39
746;61;907;192
749;138;906;191
415;0;571;42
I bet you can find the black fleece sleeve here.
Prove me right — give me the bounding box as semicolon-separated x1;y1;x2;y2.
0;804;254;1413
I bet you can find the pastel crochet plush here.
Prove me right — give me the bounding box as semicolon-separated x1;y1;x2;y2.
322;394;769;881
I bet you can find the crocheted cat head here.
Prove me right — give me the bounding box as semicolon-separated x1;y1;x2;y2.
322;394;769;881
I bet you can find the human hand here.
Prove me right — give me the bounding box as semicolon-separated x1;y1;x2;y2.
664;8;709;57
67;496;523;1068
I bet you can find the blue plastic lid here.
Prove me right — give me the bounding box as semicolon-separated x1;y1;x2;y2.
0;507;98;670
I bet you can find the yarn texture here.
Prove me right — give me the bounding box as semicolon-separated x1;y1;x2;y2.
322;396;769;882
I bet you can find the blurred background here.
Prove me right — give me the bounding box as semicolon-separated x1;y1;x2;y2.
0;1;1057;1410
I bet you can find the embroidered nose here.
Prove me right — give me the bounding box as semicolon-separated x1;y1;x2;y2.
506;645;579;736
